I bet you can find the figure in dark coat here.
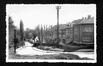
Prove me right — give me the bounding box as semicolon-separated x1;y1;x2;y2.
32;33;37;43
14;29;19;53
14;38;18;53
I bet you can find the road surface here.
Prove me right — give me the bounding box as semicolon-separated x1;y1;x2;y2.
16;41;95;59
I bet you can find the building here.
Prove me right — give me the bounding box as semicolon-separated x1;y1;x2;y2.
72;15;94;45
59;24;73;44
49;24;73;44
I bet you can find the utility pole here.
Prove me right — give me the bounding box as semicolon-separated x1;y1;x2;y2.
41;24;43;43
56;6;61;44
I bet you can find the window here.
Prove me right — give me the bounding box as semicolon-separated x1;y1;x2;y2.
83;25;93;32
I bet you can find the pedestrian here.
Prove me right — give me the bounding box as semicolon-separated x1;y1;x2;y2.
33;36;40;47
33;33;37;43
14;29;19;53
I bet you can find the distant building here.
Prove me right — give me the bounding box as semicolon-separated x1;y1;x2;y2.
49;24;73;44
59;24;73;44
43;15;94;45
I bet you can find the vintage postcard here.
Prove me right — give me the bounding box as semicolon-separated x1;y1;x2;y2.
6;4;96;63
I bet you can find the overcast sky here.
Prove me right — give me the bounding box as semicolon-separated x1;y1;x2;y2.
6;4;96;30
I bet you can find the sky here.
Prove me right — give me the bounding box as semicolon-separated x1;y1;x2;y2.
6;4;96;30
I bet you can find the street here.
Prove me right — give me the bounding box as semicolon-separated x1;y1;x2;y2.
14;41;94;59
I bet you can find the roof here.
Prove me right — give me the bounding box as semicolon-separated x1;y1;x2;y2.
59;24;69;30
72;19;83;24
81;17;94;24
72;17;94;25
50;24;71;31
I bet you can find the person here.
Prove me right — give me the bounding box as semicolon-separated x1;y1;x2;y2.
14;38;19;53
35;36;39;43
14;29;19;53
32;33;37;43
32;36;40;47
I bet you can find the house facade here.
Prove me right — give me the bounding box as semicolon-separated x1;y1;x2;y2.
72;15;94;44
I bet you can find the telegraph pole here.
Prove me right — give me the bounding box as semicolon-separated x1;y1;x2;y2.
56;6;61;44
41;24;43;43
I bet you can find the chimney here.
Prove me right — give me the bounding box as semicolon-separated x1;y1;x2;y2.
88;15;91;19
82;17;84;20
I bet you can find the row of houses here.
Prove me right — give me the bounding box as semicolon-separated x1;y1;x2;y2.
45;15;94;45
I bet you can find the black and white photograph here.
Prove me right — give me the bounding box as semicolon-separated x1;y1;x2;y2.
6;4;96;63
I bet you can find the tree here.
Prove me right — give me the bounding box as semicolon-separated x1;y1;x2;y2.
8;16;16;48
34;25;40;41
20;20;24;46
24;28;30;39
9;16;16;33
